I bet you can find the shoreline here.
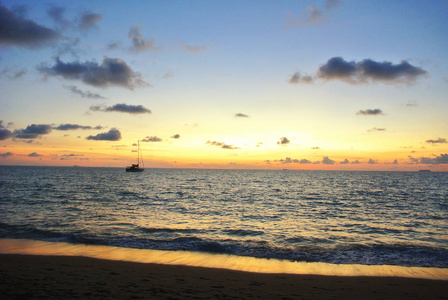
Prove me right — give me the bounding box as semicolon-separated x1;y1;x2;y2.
1;253;448;299
1;239;447;280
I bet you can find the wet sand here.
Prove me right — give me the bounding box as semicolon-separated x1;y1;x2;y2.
1;254;447;299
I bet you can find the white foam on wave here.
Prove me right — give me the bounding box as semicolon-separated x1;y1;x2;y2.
1;238;447;280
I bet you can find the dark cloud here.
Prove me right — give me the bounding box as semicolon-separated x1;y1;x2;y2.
277;137;290;145
316;57;427;84
86;128;121;141
13;124;52;139
28;152;42;157
38;57;150;89
351;160;361;164
368;158;377;164
235;113;249;118
0;121;13;140
0;4;60;48
78;12;102;31
318;57;357;81
426;137;447;144
64;85;106;99
289;72;314;84
90;103;151;114
53;124;102;131
357;109;384;116
322;156;335;164
142;136;162;142
221;144;240;150
128;26;159;53
171;134;180;139
0;152;13;158
181;43;206;53
414;154;448;165
340;159;349;164
311;146;320;150
206;140;240;150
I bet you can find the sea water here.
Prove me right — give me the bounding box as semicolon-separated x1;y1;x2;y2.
0;166;447;268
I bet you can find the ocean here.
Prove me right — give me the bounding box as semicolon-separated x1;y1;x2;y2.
1;166;447;268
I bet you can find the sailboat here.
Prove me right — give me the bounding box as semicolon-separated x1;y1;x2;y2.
126;141;144;172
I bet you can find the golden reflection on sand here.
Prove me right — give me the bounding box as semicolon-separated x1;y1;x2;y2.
1;239;447;280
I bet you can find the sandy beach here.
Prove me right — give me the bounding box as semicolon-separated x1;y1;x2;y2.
1;254;447;300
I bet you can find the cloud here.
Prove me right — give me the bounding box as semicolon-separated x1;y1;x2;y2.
28;152;42;157
292;57;427;86
0;4;60;48
325;0;341;10
368;158;377;164
287;5;325;27
106;41;122;50
86;128;121;141
426;137;447;144
235;113;249;118
351;160;361;164
206;140;240;150
357;109;384;116
38;57;150;89
0;152;13;158
289;72;314;84
311;146;320;150
142;136;162;142
60;153;85;160
287;1;340;28
317;57;427;84
128;26;159;53
276;157;312;164
0;121;13;140
414;154;448;165
90;103;151;114
162;72;174;79
181;43;206;53
277;137;290;145
53;124;102;131
368;127;386;132
78;12;102;31
340;159;349;164
47;6;70;30
171;134;180;139
1;66;27;79
64;85;106;99
322;156;335;164
13;124;52;139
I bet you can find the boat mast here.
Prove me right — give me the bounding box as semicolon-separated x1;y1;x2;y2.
138;140;144;168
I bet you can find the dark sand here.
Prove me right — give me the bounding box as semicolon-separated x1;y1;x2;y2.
1;254;447;299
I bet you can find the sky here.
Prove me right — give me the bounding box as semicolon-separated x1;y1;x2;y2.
0;0;447;171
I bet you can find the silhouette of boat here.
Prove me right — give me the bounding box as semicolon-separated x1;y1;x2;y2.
126;141;144;172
